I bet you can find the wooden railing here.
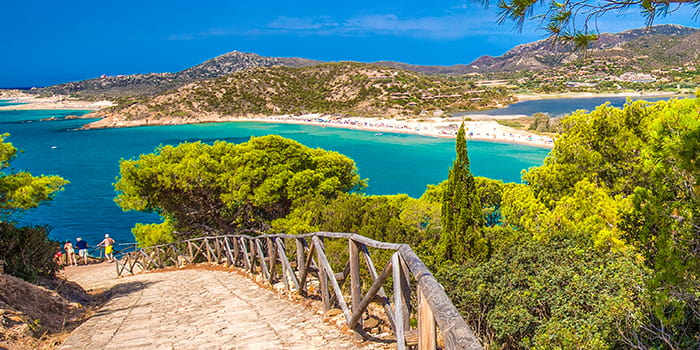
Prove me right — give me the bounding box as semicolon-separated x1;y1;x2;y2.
116;232;482;350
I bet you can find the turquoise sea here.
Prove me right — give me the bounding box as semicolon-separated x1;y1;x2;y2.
0;102;550;245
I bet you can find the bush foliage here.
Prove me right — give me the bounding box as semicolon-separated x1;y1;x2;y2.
116;97;700;348
437;238;649;349
115;135;364;240
0;134;67;281
0;223;59;281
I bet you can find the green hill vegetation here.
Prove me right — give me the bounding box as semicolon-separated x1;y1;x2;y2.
34;51;321;99
94;62;512;123
117;95;700;349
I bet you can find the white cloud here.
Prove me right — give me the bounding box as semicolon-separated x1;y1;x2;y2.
268;16;339;31
264;13;511;40
165;10;544;41
166;28;235;41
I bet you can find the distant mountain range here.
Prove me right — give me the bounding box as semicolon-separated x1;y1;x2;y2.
34;24;698;98
466;24;699;72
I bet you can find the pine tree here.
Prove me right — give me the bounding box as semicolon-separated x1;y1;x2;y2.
439;122;486;264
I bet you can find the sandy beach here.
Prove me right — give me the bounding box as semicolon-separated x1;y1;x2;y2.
80;111;555;148
0;88;556;147
19;88;684;147
23;88;685;148
230;114;555;147
0;90;114;111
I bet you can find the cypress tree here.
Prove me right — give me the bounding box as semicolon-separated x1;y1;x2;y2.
439;122;486;264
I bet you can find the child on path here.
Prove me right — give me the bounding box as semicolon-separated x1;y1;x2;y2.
98;234;116;263
54;247;64;266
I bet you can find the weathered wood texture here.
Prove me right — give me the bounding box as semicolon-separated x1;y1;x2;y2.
116;232;482;350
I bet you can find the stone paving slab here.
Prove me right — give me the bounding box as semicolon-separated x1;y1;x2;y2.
58;264;388;350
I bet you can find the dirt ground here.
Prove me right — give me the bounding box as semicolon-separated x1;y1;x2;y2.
0;262;115;350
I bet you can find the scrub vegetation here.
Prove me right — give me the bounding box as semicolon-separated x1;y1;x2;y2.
117;96;700;348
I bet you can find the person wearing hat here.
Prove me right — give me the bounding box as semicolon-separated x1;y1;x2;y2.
75;237;89;265
98;234;116;263
63;239;77;266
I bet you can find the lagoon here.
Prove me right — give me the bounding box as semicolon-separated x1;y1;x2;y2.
0;107;549;245
459;95;682;117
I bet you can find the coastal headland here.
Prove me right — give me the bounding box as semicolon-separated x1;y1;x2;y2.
82;112;555;147
3;88;690;148
0;89;560;147
6;89;683;148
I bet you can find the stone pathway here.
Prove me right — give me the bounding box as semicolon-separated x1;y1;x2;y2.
58;263;388;349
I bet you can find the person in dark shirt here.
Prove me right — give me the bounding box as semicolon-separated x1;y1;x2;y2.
75;237;89;265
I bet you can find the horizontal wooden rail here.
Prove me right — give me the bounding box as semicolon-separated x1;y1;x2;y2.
116;232;482;350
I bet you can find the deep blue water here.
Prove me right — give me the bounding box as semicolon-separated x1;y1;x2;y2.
459;95;684;117
0;109;550;245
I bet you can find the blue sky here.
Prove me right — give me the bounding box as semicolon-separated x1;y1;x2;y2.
2;0;697;87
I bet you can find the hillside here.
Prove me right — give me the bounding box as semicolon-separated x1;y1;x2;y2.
372;61;475;75
0;273;92;349
35;51;322;99
31;25;698;100
467;24;699;72
87;62;513;127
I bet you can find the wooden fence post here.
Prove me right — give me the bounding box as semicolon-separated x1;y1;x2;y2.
418;288;437;350
267;237;277;284
276;239;300;291
249;238;257;274
187;241;193;262
204;238;213;263
299;240;315;295
349;239;362;330
223;237;233;267
392;252;406;350
313;236;331;311
256;239;269;280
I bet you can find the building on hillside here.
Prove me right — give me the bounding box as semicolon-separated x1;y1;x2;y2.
617;72;657;83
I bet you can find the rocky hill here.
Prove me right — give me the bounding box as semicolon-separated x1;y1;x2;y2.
35;51;322;99
466;24;699;72
87;62;513;127
31;25;698;100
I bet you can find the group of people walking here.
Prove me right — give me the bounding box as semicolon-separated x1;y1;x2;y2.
56;234;116;266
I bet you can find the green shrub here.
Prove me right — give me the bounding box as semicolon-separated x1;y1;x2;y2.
496;120;524;129
0;223;59;281
132;220;176;247
437;237;650;349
